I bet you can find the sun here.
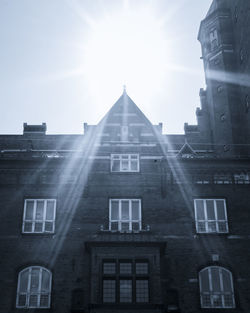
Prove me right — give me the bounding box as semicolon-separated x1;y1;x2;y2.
82;2;171;108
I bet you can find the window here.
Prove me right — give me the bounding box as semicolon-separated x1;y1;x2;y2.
234;172;250;184
245;95;249;113
109;199;141;232
103;260;149;303
16;266;52;308
22;199;56;233
194;199;228;233
111;154;139;172
214;173;232;184
199;266;235;308
209;29;218;50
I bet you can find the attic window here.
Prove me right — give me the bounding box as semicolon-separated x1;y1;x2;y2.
121;126;128;141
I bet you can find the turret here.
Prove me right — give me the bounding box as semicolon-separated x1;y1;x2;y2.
198;0;245;156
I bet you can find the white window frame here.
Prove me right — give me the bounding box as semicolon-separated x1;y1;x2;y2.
22;199;56;233
109;199;142;232
199;266;235;308
194;199;228;233
111;154;140;172
16;266;52;308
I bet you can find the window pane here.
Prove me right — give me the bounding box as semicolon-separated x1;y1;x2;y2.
110;222;118;230
121;160;129;171
103;280;116;303
224;294;234;307
212;294;222;307
206;200;215;220
197;221;206;232
36;201;44;220
45;222;53;232
30;268;40;292
34;222;43;232
211;268;221;292
132;201;139;219
18;294;27;307
121;222;130;231
216;200;225;219
120;280;132;302
19;270;29;292
24;222;33;232
195;200;205;219
120;262;132;274
131;155;138;159
222;270;233;292
111;160;120;172
25;201;34;219
207;221;216;232
136;263;148;274
218;221;227;232
121;155;129;159
40;294;49;307
41;270;50;292
200;270;210;292
201;294;211;307
132;222;140;231
131;160;138;171
29;294;38;307
136;280;149;303
111;201;119;220
46;201;55;220
103;262;116;274
121;201;129;220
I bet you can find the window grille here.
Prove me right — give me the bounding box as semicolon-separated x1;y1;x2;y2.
103;260;149;303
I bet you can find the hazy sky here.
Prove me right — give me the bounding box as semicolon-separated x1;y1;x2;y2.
0;0;213;135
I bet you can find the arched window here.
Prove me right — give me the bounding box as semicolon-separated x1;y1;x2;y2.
16;266;51;308
199;266;235;308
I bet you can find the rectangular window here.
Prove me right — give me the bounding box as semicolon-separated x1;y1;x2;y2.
194;199;228;233
111;154;139;172
109;199;141;232
102;260;149;304
210;29;218;50
22;199;56;233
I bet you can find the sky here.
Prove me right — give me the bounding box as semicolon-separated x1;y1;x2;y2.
0;0;213;135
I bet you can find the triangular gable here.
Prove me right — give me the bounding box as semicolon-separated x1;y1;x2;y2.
97;90;161;143
176;141;197;158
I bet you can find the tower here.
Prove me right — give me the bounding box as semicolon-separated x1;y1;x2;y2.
198;0;248;156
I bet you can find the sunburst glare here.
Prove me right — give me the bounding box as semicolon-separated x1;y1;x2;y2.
82;2;171;108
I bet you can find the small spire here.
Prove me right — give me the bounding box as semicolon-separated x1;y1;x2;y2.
123;85;127;94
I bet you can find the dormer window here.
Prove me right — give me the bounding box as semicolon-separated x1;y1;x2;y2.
209;29;218;51
111;154;139;172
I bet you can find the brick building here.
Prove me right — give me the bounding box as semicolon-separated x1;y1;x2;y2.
0;0;250;312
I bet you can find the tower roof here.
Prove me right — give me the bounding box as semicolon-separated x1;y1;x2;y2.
205;0;229;18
